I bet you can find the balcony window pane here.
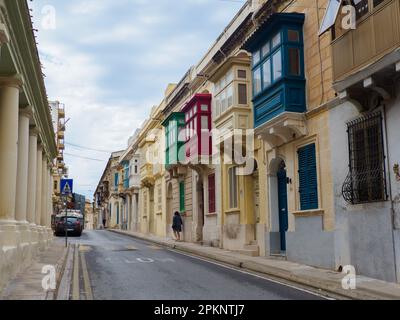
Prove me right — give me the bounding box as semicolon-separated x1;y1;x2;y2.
352;0;369;20
227;85;233;108
288;30;299;42
253;67;262;95
238;69;247;79
227;69;234;84
201;116;209;129
262;59;271;88
178;128;185;142
261;42;270;57
289;48;300;76
229;167;238;209
373;0;384;7
194;105;197;114
216;97;221;117
272;49;282;81
201;104;209;112
272;33;281;48
253;50;261;65
238;84;247;105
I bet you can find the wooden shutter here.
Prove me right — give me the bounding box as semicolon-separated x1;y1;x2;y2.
298;144;318;210
179;182;185;212
208;174;216;213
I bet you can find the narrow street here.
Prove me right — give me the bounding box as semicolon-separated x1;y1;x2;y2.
66;231;324;300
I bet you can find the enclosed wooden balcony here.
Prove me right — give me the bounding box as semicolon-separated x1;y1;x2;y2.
332;0;400;82
140;163;155;187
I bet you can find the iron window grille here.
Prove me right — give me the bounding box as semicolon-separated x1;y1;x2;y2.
342;111;388;204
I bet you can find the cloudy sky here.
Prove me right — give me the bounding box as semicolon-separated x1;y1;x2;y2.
30;0;244;199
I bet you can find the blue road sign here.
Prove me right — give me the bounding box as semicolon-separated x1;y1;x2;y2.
60;179;73;196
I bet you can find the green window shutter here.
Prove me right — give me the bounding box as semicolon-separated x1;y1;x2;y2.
298;144;318;210
179;182;185;212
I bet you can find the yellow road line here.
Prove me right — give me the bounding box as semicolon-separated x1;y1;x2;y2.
80;251;93;300
72;244;80;300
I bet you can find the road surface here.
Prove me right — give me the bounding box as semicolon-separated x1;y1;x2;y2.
65;230;326;300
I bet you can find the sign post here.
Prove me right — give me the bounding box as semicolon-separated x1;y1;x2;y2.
61;179;73;248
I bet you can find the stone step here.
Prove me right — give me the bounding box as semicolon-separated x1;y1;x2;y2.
243;244;259;251
237;248;260;257
269;253;287;261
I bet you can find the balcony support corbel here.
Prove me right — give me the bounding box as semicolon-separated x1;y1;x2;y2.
363;76;391;101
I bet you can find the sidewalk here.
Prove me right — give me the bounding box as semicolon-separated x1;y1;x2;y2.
110;229;400;300
0;240;69;300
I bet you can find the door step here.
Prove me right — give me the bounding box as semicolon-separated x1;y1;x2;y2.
237;249;260;257
269;253;287;260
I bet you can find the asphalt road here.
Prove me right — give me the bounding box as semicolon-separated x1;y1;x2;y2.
67;230;325;300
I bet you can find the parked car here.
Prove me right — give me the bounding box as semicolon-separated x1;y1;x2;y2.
55;215;83;237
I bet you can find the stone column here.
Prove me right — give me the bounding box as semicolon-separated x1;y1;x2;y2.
15;106;32;260
27;128;39;249
0;77;22;248
35;145;43;232
41;158;48;227
47;167;53;237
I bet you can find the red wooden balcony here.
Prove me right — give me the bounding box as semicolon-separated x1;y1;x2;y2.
181;93;212;164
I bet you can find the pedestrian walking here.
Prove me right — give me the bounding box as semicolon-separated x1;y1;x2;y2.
172;211;183;241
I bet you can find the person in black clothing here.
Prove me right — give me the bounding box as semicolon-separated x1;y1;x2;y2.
172;211;183;241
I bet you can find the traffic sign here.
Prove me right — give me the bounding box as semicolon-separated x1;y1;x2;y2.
60;179;73;195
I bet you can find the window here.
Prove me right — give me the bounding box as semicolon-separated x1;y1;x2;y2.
201;116;208;130
373;0;385;6
54;180;58;191
342;112;387;204
228;167;238;209
253;67;262;95
179;182;185;212
157;184;162;212
238;69;247;79
262;42;270;57
288;48;300;76
298;144;318;210
288;30;300;42
272;33;281;48
114;173;119;189
253;50;261;65
143;192;147;216
238;84;248;105
227;85;233;107
352;0;369;20
208;174;216;213
262;59;271;87
272;50;282;81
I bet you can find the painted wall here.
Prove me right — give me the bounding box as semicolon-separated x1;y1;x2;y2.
328;95;400;282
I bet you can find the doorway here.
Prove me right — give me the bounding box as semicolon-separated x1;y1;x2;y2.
166;183;173;237
277;161;288;252
197;179;204;242
252;160;260;241
149;187;155;234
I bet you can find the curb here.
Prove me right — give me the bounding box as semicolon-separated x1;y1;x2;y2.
109;229;400;300
54;243;74;300
46;242;70;300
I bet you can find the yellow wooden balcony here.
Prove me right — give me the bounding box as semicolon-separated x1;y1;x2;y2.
140;163;155;186
332;0;400;82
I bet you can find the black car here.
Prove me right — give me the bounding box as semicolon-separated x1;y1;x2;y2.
55;216;83;237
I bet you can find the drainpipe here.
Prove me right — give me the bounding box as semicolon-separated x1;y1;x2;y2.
383;103;398;282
